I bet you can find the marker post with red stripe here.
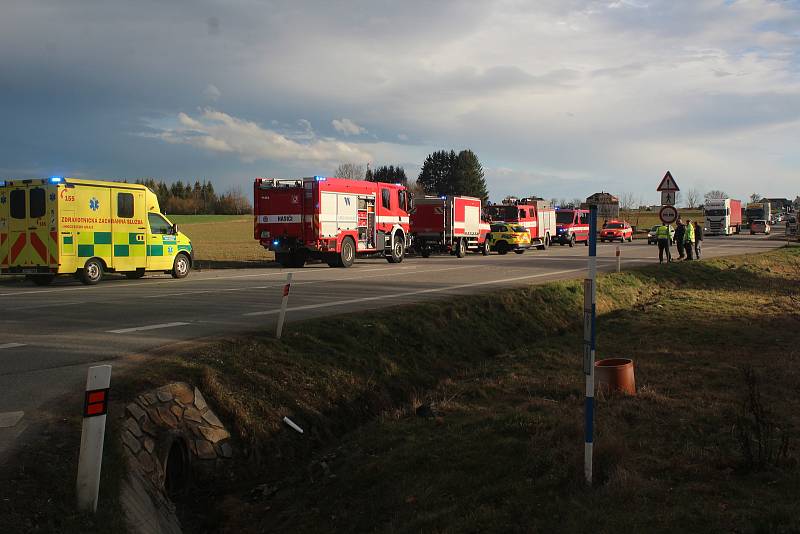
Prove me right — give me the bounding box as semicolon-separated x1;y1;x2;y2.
76;365;111;512
616;244;621;273
276;272;292;339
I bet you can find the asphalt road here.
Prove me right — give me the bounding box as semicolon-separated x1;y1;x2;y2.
0;232;786;458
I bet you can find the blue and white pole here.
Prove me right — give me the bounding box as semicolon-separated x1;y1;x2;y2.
583;205;598;485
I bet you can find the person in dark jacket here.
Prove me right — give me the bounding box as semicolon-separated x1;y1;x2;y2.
674;219;686;260
694;221;703;259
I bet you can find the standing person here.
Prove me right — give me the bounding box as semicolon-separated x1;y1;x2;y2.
684;218;695;260
656;223;672;263
694;221;703;259
674;219;686;260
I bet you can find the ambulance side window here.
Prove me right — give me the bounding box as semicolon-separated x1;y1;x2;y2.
381;189;391;210
10;190;26;219
29;188;46;219
117;193;134;218
148;213;171;234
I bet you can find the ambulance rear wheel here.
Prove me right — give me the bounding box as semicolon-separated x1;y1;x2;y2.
80;258;104;285
28;274;55;286
455;238;466;258
386;233;405;263
338;237;355;268
171;253;191;279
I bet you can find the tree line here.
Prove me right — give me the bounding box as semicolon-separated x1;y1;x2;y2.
134;179;251;215
335;148;490;203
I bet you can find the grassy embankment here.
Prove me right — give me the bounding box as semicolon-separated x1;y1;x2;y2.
113;246;800;533
169;214;274;267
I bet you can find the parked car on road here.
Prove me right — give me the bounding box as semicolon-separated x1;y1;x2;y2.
486;223;531;255
750;219;771;235
600;220;633;243
647;224;676;245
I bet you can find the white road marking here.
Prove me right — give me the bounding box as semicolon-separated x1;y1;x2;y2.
0;411;25;428
0;343;26;350
107;322;190;334
243;267;586;317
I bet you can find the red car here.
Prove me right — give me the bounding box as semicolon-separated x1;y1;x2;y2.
600;220;633;242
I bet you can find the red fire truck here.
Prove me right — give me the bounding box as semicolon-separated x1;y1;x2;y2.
254;176;411;268
410;196;490;257
555;208;590;246
484;198;556;250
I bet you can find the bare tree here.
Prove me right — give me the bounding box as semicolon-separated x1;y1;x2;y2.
685;188;700;208
704;189;729;202
620;192;638;210
571;198;583;209
334;163;366;180
749;192;762;204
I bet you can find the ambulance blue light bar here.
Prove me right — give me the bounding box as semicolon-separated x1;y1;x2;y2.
49;176;64;184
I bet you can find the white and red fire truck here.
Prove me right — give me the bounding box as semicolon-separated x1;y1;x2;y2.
410;196;490;258
484;198;556;250
254;176;411;268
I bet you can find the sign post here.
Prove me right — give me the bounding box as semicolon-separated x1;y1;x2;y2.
583;205;598;486
657;171;681;226
76;364;112;513
276;272;292;339
615;245;621;273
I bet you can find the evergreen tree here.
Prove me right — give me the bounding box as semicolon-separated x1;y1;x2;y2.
454;149;488;202
370;165;408;185
365;167;374;181
417;150;457;196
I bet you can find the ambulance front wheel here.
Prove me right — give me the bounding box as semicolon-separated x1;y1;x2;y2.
171;253;191;279
79;258;105;285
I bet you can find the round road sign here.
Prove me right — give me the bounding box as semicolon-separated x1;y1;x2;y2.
659;205;679;224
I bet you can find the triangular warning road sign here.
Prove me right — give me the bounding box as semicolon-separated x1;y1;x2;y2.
657;171;680;192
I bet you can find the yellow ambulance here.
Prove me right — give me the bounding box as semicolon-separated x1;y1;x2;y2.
0;177;193;285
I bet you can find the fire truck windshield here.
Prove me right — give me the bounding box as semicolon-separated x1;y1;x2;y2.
556;211;574;224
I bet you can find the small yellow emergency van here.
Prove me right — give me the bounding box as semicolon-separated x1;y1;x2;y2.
0;177;193;285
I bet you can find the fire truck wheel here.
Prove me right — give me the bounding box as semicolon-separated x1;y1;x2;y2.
28;274;55;286
386;233;405;263
496;241;509;255
339;237;355;268
80;258;105;285
289;252;306;268
171;253;191;279
569;235;575;247
455;238;466;258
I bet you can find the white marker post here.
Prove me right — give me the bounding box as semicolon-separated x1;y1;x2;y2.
276;272;292;339
616;245;621;273
76;364;112;513
583;205;598;486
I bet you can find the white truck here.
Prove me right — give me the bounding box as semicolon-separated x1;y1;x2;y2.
704;198;742;236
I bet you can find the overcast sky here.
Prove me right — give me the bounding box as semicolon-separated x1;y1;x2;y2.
1;0;798;204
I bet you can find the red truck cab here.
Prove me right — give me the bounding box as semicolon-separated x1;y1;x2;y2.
555;208;590;247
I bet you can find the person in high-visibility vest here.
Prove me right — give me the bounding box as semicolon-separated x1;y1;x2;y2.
656;223;672;263
684;218;696;260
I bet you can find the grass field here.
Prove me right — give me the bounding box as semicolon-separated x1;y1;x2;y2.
105;246;800;533
172;215;274;266
622;209;704;232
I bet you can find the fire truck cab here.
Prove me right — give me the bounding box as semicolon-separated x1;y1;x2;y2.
555;208;590;247
254;177;411;268
410;196;490;258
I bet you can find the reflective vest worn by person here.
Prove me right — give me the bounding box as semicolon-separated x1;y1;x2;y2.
684;222;695;243
656;224;671;239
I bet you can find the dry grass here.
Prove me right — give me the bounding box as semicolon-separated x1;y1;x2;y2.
179;217;274;266
118;246;800;533
622;209;704;232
